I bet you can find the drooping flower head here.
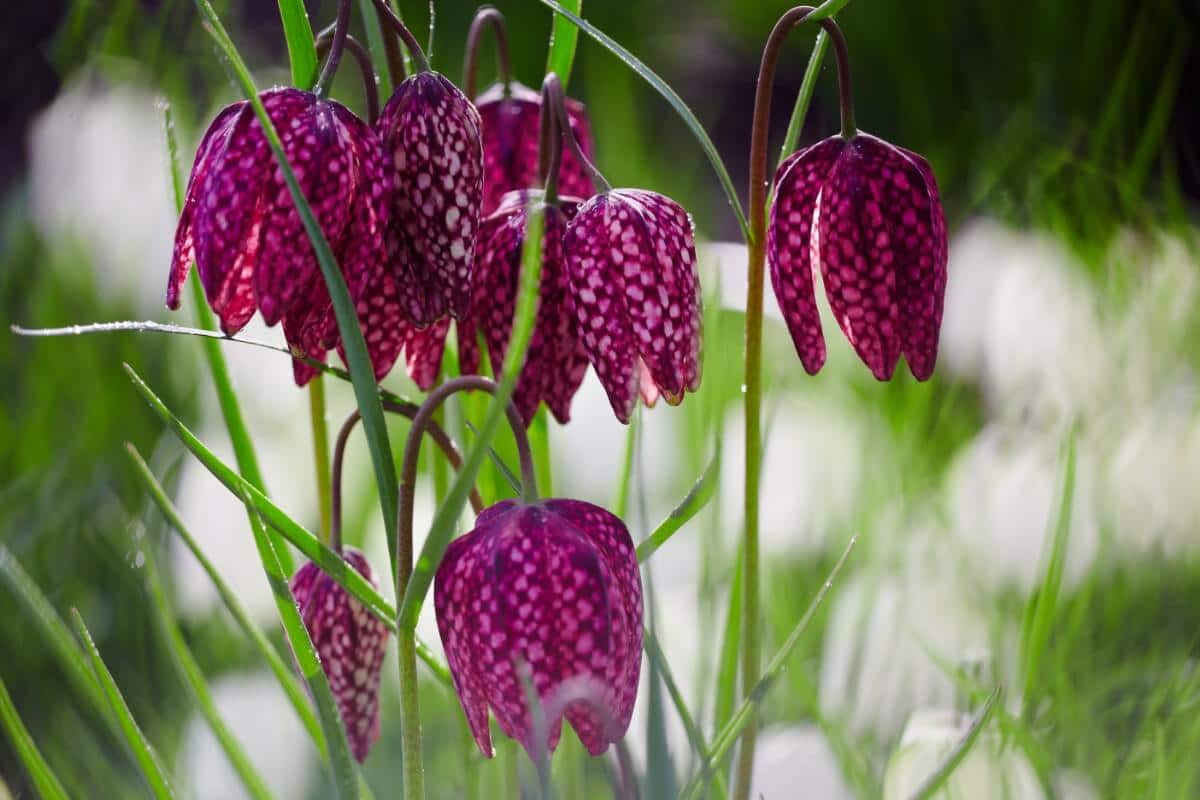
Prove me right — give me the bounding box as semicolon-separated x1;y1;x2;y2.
434;498;643;759
289;548;390;762
166;88;389;385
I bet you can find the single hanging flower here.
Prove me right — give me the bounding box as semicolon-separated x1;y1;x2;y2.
165;87;390;385
434;498;643;759
472;189;590;425
289;548;390;762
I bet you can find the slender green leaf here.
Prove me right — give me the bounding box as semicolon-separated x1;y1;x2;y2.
163;102;294;575
777;29;828;168
71;609;176;800
276;0;319;88
544;0;582;87
191;0;400;575
636;454;718;562
0;672;69;800
612;413;637;519
534;0;749;239
907;689;1003;800
357;0;393;97
462;420;523;495
712;546;743;754
399;207;545;631
242;492;359;800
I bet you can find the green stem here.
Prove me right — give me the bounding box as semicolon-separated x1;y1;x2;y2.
310;377;333;544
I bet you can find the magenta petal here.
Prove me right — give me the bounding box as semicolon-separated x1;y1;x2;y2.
405;317;450;390
289;548;390;763
895;144;948;380
282;276;330;386
379;72;484;322
768;136;843;374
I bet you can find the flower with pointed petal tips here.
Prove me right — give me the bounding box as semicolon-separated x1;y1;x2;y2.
377;72;484;324
288;548;390;763
166;87;390;385
472;190;590;425
768;132;947;380
475;81;595;215
563;189;703;424
434;498;643;759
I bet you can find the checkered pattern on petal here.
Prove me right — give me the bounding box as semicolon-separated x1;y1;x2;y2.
895;143;948;380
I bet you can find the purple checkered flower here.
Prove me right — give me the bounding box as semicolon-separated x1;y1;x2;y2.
768;132;947;380
377;72;484;324
166;88;391;386
289;548;390;763
563;189;702;424
434;498;643;759
475;81;595;215
471;190;589;425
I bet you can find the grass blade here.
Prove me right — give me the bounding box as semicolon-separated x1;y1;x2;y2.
71;609;176;799
777;29;828;168
710;545;743;786
544;0;582;87
636;454;718;562
907;689;1003;800
276;0;318;88
242;491;359;800
191;0;400;574
0;672;69;800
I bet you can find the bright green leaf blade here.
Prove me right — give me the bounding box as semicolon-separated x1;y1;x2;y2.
276;0;319;88
534;0;749;239
777;29;829;167
71;609;176;800
636;454;718;562
242;492;359;800
907;689;1003;800
0;672;70;800
191;0;399;574
399;207;545;631
357;0;393;97
544;0;582;87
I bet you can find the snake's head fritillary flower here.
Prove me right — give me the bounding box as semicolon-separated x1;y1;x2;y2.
288;548;390;763
563;189;702;424
166;88;389;385
768;133;947;380
378;72;484;324
434;498;643;760
475;81;595;215
472;190;589;425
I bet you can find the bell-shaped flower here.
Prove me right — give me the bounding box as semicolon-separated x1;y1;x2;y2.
377;72;484;324
166;87;389;385
434;498;643;759
563;189;702;423
288;548;390;763
474;81;595;215
768;132;947;380
471;190;589;425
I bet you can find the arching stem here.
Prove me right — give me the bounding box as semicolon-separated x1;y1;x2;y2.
315;30;381;123
463;6;513;99
368;0;432;74
538;75;565;204
313;0;352;97
543;73;611;194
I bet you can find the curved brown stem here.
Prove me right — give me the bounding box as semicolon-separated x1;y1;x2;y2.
463;6;512;99
314;0;352;97
316;31;381;123
543;72;611;194
367;0;432;74
538;75;565;204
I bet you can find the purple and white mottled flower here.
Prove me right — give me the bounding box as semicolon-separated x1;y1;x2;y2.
768;132;947;381
377;72;484;324
434;498;643;759
471;190;589;425
166;87;390;386
475;81;595;215
288;548;390;763
563;189;702;424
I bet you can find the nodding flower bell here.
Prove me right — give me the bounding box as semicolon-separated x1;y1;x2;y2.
766;17;947;381
434;498;643;759
289;548;390;762
166;87;389;385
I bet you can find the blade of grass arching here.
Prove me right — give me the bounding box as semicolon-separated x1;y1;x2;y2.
163;103;294;576
123;444;323;752
1020;431;1077;720
682;536;856;799
399;208;544;631
544;0;582;88
141;549;274;800
0;672;69;800
907;688;1002;800
70;609;176;799
276;0;318;88
192;1;400;575
357;0;392;97
242;493;359;800
636;454;718;562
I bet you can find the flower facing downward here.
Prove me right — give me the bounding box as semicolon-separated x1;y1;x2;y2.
768;133;947;380
377;72;484;324
288;548;390;763
434;499;643;759
166;88;389;385
563;189;702;423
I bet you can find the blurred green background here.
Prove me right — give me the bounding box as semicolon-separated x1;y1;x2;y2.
2;0;1198;797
